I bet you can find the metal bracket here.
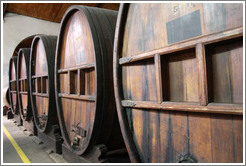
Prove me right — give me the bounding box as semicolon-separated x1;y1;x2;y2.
71;123;86;137
178;154;197;163
88;96;96;101
38;114;48;121
121;100;136;107
119;57;133;65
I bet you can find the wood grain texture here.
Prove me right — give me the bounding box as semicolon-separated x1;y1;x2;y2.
206;37;243;104
9;57;18;114
29;35;58;133
55;6;124;156
32;39;49;127
58;11;96;148
114;3;243;163
196;44;208;106
17;49;31;121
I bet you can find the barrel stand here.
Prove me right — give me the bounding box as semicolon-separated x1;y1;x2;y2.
22;117;37;136
37;125;63;154
6;110;14;119
13;113;22;126
62;143;130;163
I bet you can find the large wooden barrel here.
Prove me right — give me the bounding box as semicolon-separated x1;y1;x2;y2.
12;35;36;57
17;48;32;121
3;85;10;108
54;5;124;156
29;35;58;132
9;56;19;115
113;3;243;163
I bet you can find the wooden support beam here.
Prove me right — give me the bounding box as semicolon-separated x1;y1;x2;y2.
154;54;163;103
32;92;49;97
121;100;243;115
58;63;94;73
58;93;96;101
196;43;208;106
119;27;243;65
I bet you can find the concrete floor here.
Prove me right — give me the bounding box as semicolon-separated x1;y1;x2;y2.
2;116;67;163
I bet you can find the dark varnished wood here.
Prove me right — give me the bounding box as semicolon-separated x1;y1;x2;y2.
113;3;243;163
29;35;58;133
55;5;124;158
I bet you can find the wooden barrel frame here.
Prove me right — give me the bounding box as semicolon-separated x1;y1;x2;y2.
12;35;36;57
113;3;243;162
29;35;58;133
9;56;19;115
17;48;32;121
55;5;123;156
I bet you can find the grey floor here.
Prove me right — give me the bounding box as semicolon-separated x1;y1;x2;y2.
2;115;67;163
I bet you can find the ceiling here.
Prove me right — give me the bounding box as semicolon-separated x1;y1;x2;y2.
4;3;120;23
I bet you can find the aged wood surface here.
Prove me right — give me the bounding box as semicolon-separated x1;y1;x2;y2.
9;57;18;114
114;3;243;163
17;48;32;121
29;35;58;133
55;5;124;156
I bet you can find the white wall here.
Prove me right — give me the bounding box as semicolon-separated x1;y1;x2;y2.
2;12;60;87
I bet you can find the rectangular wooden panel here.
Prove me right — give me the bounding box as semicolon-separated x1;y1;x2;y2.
122;59;156;101
161;48;199;102
59;72;69;94
79;69;85;95
11;82;16;91
70;70;78;94
206;37;243;104
41;77;47;93
85;69;95;96
36;78;41;93
36;96;43;116
21;94;28;110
